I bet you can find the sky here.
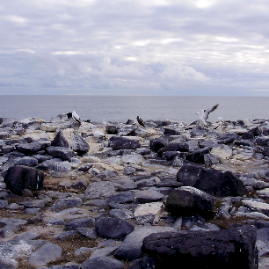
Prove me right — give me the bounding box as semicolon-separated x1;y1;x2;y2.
1;0;269;96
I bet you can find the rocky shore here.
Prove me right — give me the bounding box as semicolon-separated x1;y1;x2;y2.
1;113;269;268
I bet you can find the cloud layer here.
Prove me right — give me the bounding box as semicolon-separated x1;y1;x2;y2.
1;0;269;95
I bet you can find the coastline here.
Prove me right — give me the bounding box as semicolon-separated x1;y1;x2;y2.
0;114;269;268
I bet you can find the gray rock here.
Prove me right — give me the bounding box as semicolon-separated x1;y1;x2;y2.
165;186;215;219
39;159;72;172
0;200;8;208
57;230;78;240
28;242;62;267
16;141;44;154
81;256;124;269
109;209;133;220
90;246;118;259
14;156;38;167
77;227;97;239
114;226;176;261
0;257;18;269
85;181;116;199
95;217;134;239
65;217;95;230
51;197;83;212
51;130;89;153
107;191;134;204
133;189;165;203
108;136;141;150
46;146;74;160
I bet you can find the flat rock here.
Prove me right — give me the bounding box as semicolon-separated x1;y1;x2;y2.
133;189;165;203
85;181;116;199
28;242;62;267
51;197;83;212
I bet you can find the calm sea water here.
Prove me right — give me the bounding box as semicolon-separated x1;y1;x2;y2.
0;95;268;124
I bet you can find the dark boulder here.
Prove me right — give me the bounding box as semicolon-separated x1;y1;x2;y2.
106;124;118;134
95;217;134;239
163;128;181;136
165;186;215;219
158;142;189;154
108;136;140;150
216;133;239;144
254;137;269;147
149;137;168;153
177;164;245;197
186;147;210;163
4;165;44;195
142;225;258;269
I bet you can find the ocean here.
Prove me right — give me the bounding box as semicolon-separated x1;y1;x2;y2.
0;95;268;124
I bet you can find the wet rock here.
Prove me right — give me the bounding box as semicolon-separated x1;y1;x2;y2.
95;217;134;239
4;165;44;196
165;186;215;219
142;225;258;269
177;164;246;197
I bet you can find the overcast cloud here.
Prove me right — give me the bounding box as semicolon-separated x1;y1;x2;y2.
1;0;269;95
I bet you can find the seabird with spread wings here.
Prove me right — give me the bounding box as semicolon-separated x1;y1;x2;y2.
196;104;219;125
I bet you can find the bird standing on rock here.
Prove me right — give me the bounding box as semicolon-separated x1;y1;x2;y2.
196;104;219;126
137;116;145;127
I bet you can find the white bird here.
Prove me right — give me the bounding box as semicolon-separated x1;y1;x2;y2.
72;110;81;124
196;104;219;125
